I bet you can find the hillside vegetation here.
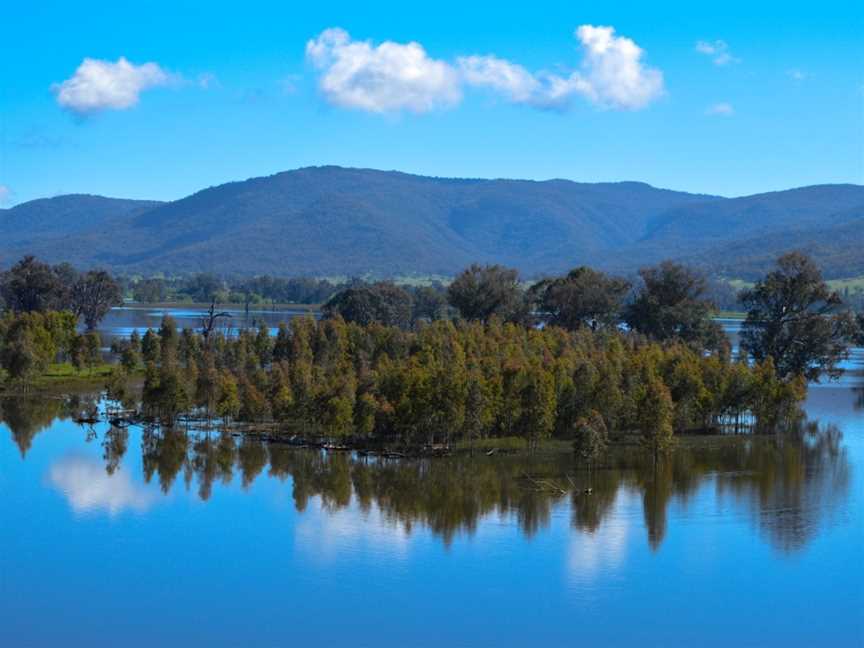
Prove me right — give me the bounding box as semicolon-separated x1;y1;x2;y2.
1;166;861;278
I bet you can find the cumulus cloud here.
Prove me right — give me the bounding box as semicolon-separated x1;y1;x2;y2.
568;25;665;109
706;102;734;116
305;27;461;113
52;57;171;114
458;55;543;104
308;25;663;114
461;25;663;110
695;40;740;66
0;185;10;205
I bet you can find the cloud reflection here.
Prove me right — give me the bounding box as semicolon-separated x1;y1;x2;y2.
295;498;411;563
567;490;636;584
48;455;155;516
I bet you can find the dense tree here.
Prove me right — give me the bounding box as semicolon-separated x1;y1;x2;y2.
447;264;526;323
323;282;413;328
740;252;857;381
0;256;64;313
638;372;675;458
70;270;123;329
70;332;102;374
410;285;449;322
623;261;725;350
0;311;76;384
132;278;167;303
573;410;608;464
531;266;630;331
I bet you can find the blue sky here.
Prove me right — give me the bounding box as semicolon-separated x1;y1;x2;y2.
2;0;862;206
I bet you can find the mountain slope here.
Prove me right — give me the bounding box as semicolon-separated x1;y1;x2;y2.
0;194;163;244
1;167;860;278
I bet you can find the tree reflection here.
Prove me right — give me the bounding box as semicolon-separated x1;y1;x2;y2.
6;394;852;554
102;426;129;475
1;396;64;457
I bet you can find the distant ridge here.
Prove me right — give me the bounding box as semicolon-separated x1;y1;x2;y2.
1;166;861;279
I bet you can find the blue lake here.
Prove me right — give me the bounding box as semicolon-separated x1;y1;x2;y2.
1;313;862;646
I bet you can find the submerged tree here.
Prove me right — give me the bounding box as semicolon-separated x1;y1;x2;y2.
573;410;609;465
740;252;856;382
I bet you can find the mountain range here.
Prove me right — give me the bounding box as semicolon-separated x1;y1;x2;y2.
1;166;861;279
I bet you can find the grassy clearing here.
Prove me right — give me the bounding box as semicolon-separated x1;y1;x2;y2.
454;436;573;454
3;363;143;393
827;276;864;293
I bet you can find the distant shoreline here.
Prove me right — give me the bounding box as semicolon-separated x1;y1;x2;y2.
118;301;321;312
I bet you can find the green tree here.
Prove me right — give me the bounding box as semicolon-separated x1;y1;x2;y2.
740;252;857;381
447;264;526;323
573;410;608;464
0;256;64;312
216;370;241;424
517;364;556;451
624;261;724;350
638;373;675;459
69;270;122;329
323;282;413;329
531;266;630;331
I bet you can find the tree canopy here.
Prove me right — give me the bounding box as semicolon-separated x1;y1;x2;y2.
740;252;857;381
623;261;725;351
531;266;630;331
447;264;526;323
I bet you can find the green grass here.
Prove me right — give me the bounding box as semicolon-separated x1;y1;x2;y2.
827;276;864;293
716;310;746;319
3;362;136;392
454;436;573;454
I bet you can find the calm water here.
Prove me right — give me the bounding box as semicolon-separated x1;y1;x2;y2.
95;305;316;349
1;317;862;646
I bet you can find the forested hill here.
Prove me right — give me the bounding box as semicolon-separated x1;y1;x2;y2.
1;166;862;278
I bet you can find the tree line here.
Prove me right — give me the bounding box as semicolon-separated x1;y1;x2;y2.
1;251;860;457
127;273;343;306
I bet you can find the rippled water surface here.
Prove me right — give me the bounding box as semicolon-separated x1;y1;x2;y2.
1;318;862;646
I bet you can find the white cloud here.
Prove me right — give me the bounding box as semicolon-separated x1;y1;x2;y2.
48;455;155;516
458;55;543;104
52;57;171;114
695;40;740;66
706;102;734;116
787;68;807;81
461;26;663;110
0;185;10;205
568;24;665;110
309;25;663;114
305;27;461;113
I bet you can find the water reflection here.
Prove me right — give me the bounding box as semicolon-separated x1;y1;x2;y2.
48;454;155;516
15;414;849;554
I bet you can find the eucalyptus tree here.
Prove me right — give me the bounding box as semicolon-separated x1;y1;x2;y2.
323;282;413;329
531;266;630;331
623;261;724;351
740;252;857;381
447;264;527;323
69;270;123;329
